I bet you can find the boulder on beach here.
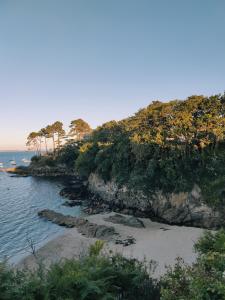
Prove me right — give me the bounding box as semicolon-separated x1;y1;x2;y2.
38;209;116;240
104;214;145;228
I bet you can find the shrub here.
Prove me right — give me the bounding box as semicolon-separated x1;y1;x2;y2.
0;242;160;300
57;142;80;168
161;230;225;300
75;143;99;177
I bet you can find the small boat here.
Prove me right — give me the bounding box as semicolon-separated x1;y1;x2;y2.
21;158;31;163
10;160;16;165
0;162;3;168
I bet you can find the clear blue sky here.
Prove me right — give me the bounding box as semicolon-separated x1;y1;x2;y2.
0;0;225;150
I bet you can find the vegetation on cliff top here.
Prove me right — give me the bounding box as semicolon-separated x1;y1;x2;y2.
30;93;225;206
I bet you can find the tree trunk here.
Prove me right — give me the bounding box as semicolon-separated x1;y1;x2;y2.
44;136;48;154
39;137;42;156
52;135;55;154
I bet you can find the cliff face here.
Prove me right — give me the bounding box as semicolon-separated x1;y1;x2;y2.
88;173;222;228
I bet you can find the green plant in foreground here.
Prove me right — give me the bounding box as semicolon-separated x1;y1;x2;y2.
0;241;159;300
161;229;225;300
89;240;105;256
2;231;225;300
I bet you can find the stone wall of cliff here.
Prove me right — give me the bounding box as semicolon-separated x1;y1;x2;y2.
88;173;223;228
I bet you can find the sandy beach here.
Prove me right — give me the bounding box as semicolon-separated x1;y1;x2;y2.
17;212;205;277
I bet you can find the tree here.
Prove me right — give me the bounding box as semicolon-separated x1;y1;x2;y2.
39;127;50;153
45;124;55;153
51;121;65;150
26;132;40;155
69;119;92;141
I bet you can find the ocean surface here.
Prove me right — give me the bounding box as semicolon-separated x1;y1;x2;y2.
0;151;81;263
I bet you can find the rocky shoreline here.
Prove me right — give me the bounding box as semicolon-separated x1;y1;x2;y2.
59;175;223;229
38;209;116;240
10;165;209;276
10;165;224;229
38;210;142;247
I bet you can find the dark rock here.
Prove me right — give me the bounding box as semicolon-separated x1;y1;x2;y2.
38;209;116;240
59;185;88;200
10;174;29;178
95;225;116;239
127;216;145;228
62;200;82;207
120;209;133;215
104;214;145;228
88;174;224;229
115;236;136;247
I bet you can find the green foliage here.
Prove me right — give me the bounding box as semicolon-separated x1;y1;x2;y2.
3;232;225;299
195;229;225;255
0;250;159;299
89;241;105;257
161;230;225;300
57;142;80;168
30;155;57;168
72;94;225;206
30;93;225;206
69;118;92;141
0;261;47;300
75;143;99;177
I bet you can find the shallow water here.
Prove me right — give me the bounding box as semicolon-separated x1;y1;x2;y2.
0;152;81;262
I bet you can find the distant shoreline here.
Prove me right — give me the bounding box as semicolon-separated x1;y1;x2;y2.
0;167;18;173
0;150;32;152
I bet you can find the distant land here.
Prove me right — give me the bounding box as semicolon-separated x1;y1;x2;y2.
0;149;31;152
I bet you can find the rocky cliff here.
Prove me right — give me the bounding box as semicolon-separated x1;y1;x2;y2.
88;173;223;228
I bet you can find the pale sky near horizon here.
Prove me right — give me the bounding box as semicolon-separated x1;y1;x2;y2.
0;0;225;150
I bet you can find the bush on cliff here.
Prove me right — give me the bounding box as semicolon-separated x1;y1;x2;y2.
30;155;57;168
30;143;80;170
56;142;80;168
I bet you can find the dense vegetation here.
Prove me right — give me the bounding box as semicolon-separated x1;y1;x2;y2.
74;94;225;206
30;94;225;206
1;231;225;299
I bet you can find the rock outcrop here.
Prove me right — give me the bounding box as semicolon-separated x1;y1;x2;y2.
88;173;223;229
104;214;145;228
62;200;83;207
38;209;116;240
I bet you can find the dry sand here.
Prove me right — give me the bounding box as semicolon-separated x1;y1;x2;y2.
16;212;205;277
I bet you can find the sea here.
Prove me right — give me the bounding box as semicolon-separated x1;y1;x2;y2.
0;151;81;263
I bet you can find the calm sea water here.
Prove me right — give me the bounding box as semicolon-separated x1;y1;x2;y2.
0;152;81;262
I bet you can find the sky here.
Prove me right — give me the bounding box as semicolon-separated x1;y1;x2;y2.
0;0;225;150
